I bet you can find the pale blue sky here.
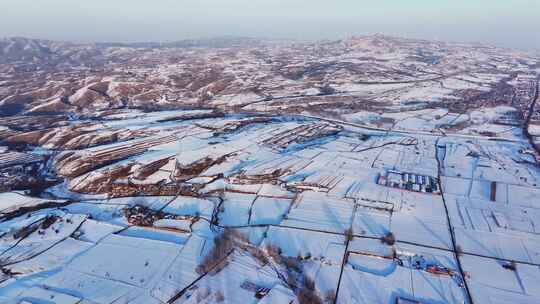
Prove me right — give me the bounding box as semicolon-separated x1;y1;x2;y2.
1;0;539;49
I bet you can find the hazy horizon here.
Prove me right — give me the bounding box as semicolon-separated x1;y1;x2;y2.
1;0;539;50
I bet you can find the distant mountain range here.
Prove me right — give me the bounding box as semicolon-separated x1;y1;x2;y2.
0;36;267;65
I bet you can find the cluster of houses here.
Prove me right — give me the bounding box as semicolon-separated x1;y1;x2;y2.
378;170;440;194
0;151;44;175
0;150;46;191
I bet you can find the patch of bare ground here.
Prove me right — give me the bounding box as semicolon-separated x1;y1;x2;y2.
196;228;248;275
260;244;326;304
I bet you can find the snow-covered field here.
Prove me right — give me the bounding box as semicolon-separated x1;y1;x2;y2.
1;109;539;304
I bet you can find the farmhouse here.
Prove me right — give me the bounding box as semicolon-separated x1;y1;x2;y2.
378;170;440;194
